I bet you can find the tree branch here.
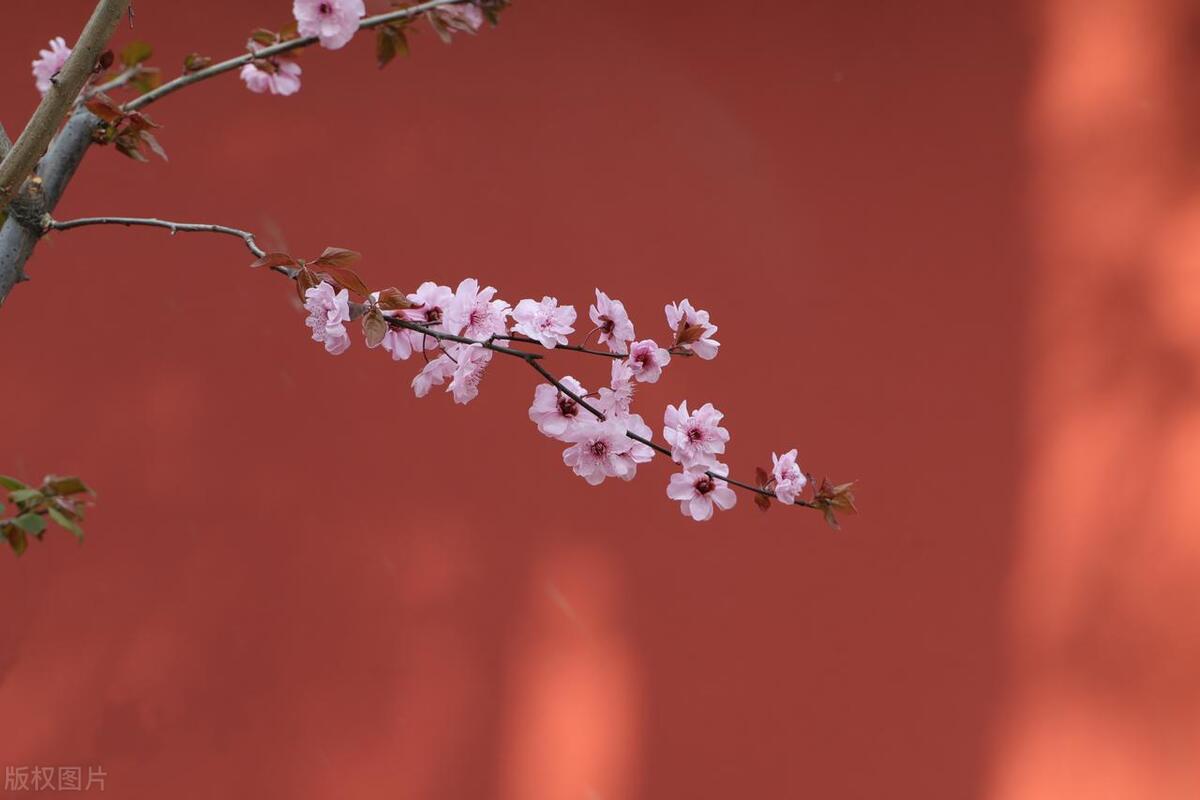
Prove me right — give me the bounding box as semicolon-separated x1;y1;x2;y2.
0;0;130;216
43;212;818;511
0;110;100;304
123;0;467;112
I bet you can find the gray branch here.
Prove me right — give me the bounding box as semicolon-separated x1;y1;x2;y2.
0;111;99;305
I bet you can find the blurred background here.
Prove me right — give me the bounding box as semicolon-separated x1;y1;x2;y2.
1;0;1198;797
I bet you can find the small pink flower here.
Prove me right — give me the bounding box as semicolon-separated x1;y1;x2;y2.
303;282;351;355
529;376;588;440
615;413;656;480
377;329;412;360
240;44;302;96
596;360;634;419
448;343;492;404
412;354;456;397
589;289;635;354
666;299;720;360
667;464;737;522
626;339;671;383
512;296;576;348
562;419;635;485
32;37;71;95
445;278;509;340
430;3;485;42
663;401;729;468
771;448;808;505
402;281;454;353
293;0;366;50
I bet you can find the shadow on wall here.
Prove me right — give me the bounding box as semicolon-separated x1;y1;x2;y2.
989;0;1200;796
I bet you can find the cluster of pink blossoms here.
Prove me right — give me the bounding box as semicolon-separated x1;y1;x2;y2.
301;276;807;522
240;0;485;95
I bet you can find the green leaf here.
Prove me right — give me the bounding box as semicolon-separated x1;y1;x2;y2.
183;53;213;73
9;489;43;505
0;476;29;491
14;513;45;537
120;41;154;66
47;507;83;540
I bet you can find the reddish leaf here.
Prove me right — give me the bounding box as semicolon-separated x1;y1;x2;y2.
114;135;148;162
754;466;770;487
295;266;319;302
280;20;300;41
754;493;771;512
315;266;371;298
140;130;168;161
96;50;115;72
312;247;361;269
84;93;123;123
44;476;91;496
249;252;298;270
376;287;415;310
362;311;389;348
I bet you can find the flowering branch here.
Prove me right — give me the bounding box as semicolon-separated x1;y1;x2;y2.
0;0;130;216
13;1;857;530
44;212;853;523
122;0;468;112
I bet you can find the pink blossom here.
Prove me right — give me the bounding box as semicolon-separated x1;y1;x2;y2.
445;278;509;340
293;0;365;50
239;48;302;96
589;289;635;354
412;354;456;397
512;296;576;348
32;37;71;95
663;401;729;468
614;413;656;480
626;339;671;383
666;299;720;360
529;376;588;440
377;329;412;360
771;448;808;505
430;3;485;42
402;281;454;353
303;282;351;355
562;420;635;485
596;360;634;419
448;344;492;404
667;464;737;522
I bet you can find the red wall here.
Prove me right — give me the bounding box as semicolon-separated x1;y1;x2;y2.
0;1;1076;797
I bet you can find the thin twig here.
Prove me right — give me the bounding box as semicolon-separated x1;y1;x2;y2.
47;215;265;257
0;0;131;215
123;0;466;112
495;333;624;359
45;212;817;511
